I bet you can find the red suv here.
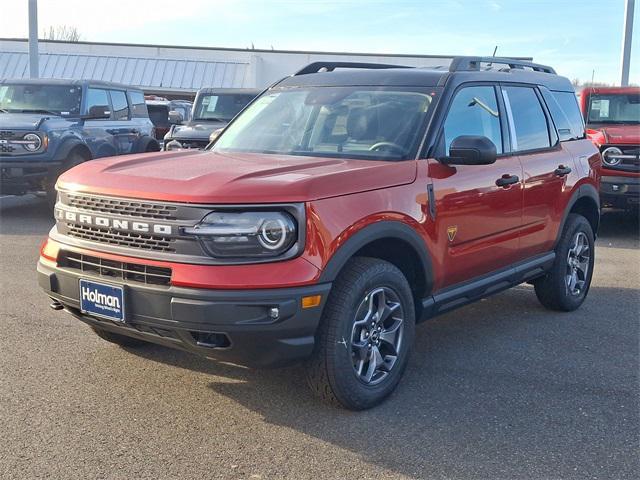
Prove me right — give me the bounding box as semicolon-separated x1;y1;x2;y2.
38;58;601;409
579;86;639;209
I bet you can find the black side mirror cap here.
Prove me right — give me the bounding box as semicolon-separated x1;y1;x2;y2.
441;135;497;165
168;110;184;125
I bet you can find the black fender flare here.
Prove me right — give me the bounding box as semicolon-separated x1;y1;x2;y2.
135;135;160;153
555;183;600;247
54;139;92;164
317;220;434;296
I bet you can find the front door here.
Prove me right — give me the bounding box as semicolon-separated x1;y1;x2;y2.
428;84;524;287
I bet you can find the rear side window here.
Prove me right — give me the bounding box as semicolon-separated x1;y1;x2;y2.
502;86;550;151
85;88;110;116
129;91;148;117
541;90;585;141
109;90;129;120
442;85;503;154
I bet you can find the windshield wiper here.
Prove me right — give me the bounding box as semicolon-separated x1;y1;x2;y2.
196;117;228;122
0;108;8;113
19;108;61;116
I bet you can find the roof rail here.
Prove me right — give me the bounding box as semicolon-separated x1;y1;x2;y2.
449;56;556;74
294;61;412;76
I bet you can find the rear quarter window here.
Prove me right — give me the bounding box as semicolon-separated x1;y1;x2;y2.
129;91;148;117
542;90;585;141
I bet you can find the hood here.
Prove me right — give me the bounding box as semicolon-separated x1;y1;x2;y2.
57;150;417;204
170;121;227;140
587;124;640;145
0;112;60;130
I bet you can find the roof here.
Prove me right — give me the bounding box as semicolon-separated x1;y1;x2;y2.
0;50;250;92
197;88;263;95
578;86;640;95
0;77;142;90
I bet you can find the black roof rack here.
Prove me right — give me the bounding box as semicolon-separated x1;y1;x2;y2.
294;61;412;76
449;56;556;74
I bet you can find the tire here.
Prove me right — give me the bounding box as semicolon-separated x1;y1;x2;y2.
46;151;86;209
91;327;149;348
306;257;416;410
534;213;595;311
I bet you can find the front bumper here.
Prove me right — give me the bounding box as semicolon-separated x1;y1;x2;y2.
38;259;331;368
601;175;640;208
163;137;210;150
0;160;61;195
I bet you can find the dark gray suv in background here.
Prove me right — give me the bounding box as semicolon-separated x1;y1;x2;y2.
163;88;260;150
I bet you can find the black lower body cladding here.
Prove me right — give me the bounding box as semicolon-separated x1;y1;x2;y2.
37;260;331;368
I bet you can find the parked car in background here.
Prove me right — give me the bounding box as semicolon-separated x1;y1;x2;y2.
579;86;639;209
145;96;192;144
39;58;601;409
0;79;158;205
163;88;260;150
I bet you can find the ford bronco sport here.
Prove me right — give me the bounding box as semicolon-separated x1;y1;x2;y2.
579;86;639;209
0;79;158;205
38;58;601;410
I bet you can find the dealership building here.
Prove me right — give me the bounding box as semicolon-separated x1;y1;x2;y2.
0;38;503;98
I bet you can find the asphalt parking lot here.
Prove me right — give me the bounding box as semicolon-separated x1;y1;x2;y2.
0;195;638;480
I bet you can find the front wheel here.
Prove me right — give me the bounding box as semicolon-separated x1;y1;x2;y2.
46;151;86;209
534;213;595;311
306;257;415;410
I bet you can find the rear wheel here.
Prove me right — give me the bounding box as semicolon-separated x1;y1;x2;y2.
91;327;148;348
306;257;415;410
534;213;595;311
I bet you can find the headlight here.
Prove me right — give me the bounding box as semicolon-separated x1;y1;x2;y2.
165;139;183;151
601;146;623;166
22;133;43;152
184;211;297;258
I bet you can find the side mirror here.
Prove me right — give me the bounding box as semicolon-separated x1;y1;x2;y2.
168;110;184;125
442;135;497;165
208;128;224;143
84;105;111;120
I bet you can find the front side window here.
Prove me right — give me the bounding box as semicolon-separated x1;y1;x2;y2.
502;86;551;151
442;85;503;154
213;87;435;161
0;83;82;116
85;88;110;116
587;93;640;124
109;90;129;120
194;94;256;122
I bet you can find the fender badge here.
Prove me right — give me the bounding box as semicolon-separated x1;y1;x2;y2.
447;226;458;242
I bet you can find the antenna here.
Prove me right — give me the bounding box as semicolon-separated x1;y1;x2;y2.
487;46;498;68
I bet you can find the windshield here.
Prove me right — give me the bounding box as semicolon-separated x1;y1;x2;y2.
194;93;257;121
213;87;435;161
587;93;640;124
0;84;82;116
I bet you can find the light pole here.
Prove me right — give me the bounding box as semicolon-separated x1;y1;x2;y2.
620;0;635;86
28;0;39;78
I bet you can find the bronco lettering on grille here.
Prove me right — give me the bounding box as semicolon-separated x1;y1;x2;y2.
55;208;173;235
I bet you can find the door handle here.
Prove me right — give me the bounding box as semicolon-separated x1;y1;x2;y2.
495;174;520;187
554;165;572;176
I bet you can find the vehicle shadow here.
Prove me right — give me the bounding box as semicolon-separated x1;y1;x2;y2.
598;208;639;248
0;195;53;235
124;284;638;479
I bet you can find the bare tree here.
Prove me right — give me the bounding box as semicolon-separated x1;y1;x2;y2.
42;25;82;42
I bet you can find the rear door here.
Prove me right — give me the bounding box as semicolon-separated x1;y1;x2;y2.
108;90;135;154
428;84;524;287
501;85;574;257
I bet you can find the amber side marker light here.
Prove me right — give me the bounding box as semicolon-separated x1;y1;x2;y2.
302;295;322;309
39;239;58;263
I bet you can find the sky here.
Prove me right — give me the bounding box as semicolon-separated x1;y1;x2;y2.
1;0;638;85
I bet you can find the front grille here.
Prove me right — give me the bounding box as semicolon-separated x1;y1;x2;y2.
0;130;17;140
66;193;179;220
67;223;175;252
59;250;172;286
604;145;640;172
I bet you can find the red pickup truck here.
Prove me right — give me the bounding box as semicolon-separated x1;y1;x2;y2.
39;58;601;409
579;86;639;209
